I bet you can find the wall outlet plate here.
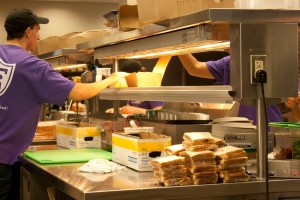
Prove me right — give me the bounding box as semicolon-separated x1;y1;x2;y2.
250;54;267;84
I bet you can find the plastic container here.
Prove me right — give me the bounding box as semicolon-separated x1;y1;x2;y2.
288;124;300;159
269;122;292;160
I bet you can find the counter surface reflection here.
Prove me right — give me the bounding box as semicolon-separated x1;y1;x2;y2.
20;156;300;200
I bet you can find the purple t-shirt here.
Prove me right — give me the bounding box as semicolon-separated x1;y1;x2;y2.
128;100;164;109
206;56;282;125
0;45;75;165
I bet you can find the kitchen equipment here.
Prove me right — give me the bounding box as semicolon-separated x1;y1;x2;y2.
148;110;210;121
24;148;112;164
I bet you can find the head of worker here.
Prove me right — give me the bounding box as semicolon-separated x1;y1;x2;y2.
4;8;49;52
120;59;147;73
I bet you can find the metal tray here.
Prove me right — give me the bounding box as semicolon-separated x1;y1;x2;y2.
142;119;212;124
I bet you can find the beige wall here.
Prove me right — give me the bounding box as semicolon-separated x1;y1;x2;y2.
0;1;118;44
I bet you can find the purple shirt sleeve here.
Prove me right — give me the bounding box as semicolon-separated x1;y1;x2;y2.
128;100;164;109
206;56;230;85
35;62;75;106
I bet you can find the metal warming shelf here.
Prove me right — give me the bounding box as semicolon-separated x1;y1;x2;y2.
99;86;233;103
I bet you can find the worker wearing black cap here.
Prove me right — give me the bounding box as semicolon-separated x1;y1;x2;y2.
0;8;125;200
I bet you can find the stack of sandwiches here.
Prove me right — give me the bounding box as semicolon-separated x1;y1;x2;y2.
182;132;224;151
151;132;250;186
179;150;218;184
150;155;190;186
214;146;250;183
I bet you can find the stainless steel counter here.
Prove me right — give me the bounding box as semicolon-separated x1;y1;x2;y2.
20;156;300;200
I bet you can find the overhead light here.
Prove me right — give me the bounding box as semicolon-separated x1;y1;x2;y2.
114;41;230;59
54;64;86;71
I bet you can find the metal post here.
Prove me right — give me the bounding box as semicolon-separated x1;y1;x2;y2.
256;98;267;180
113;59;120;119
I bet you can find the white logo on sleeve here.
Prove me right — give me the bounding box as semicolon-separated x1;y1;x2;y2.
0;59;16;96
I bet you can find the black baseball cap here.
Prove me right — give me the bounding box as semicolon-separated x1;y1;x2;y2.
120;60;146;73
4;8;49;34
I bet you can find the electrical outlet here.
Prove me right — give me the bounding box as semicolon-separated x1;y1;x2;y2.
254;60;264;77
250;55;267;84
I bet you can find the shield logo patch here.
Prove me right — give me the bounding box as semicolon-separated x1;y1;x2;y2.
0;59;16;96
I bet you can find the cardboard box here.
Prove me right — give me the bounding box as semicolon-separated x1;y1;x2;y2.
119;0;137;6
125;72;163;87
118;4;140;31
137;0;177;25
112;132;171;171
65;29;111;48
36;32;80;55
102;121;130;151
137;0;234;25
56;122;101;149
119;0;234;30
33;121;57;141
37;36;61;55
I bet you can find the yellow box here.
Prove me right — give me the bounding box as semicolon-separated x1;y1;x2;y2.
56;122;101;149
125;72;162;87
112;132;171;171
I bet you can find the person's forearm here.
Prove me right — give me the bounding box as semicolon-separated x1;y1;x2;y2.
178;54;214;79
68;76;118;101
136;107;147;115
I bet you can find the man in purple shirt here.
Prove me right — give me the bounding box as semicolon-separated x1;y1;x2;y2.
0;8;125;200
178;54;300;125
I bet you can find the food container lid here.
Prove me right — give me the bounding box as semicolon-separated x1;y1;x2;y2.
269;122;294;128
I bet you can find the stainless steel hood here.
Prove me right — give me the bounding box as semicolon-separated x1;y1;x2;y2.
77;9;300;59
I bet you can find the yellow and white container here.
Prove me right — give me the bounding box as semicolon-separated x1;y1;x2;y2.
56;122;101;149
112;132;171;171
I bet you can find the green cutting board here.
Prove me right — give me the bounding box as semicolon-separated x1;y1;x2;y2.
24;148;112;164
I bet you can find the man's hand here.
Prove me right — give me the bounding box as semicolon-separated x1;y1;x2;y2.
120;105;146;115
285;92;300;122
285;92;300;109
